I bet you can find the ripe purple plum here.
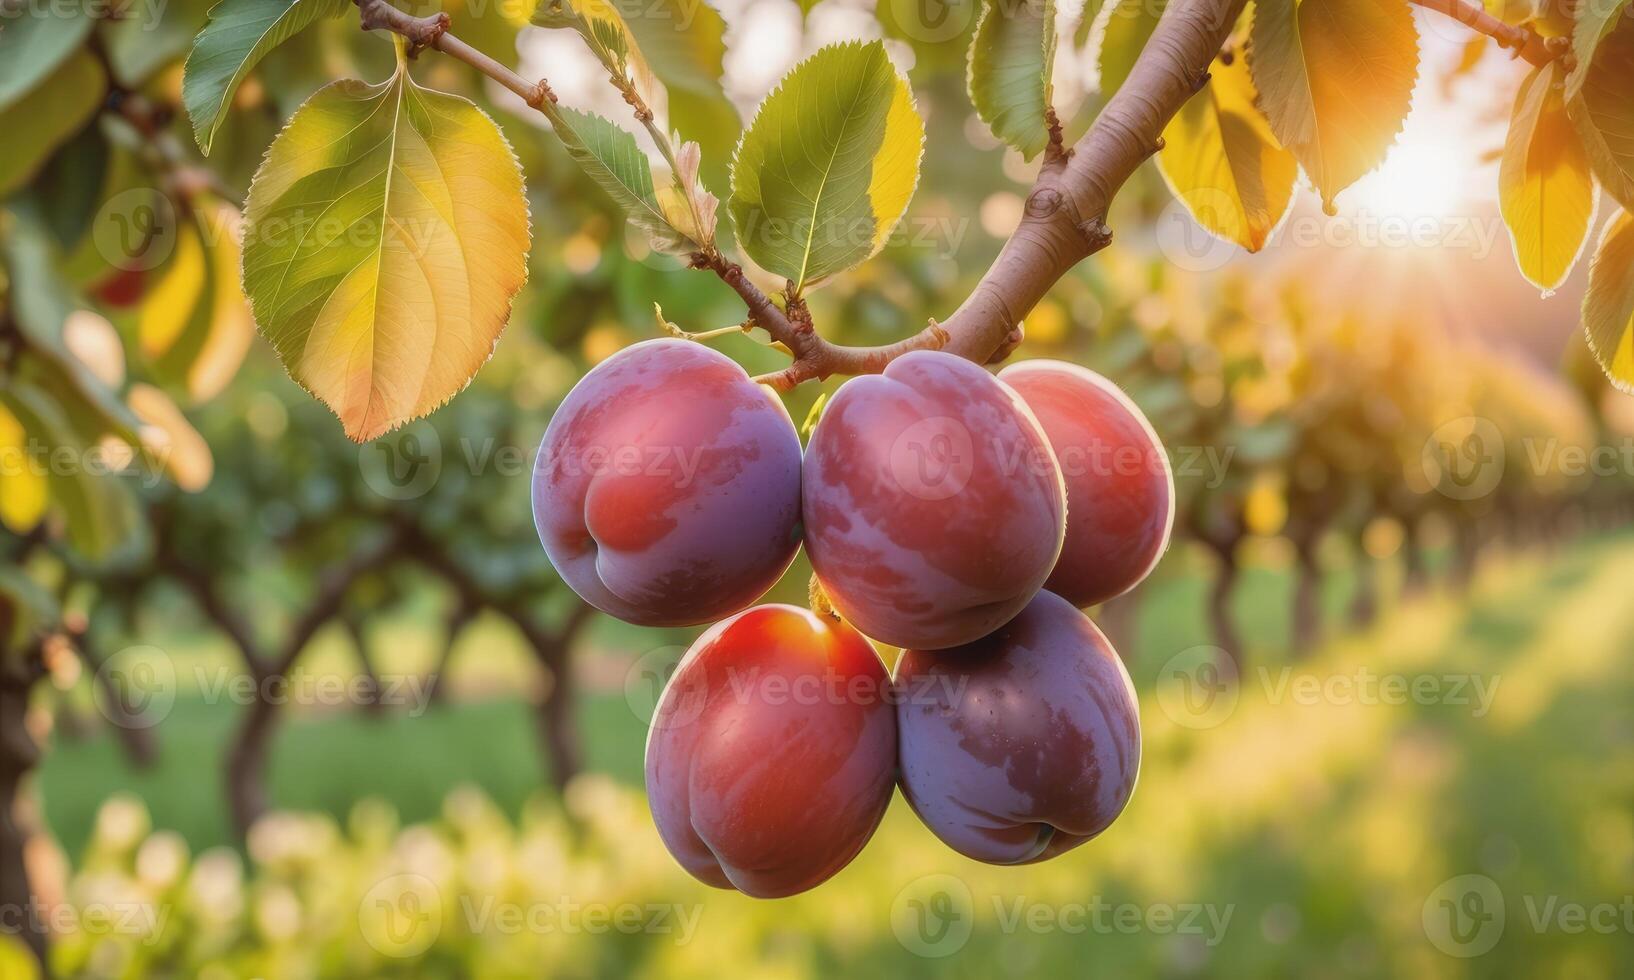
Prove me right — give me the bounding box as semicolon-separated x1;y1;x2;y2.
803;350;1066;650
532;339;802;626
645;605;898;897
999;360;1174;608
894;590;1140;864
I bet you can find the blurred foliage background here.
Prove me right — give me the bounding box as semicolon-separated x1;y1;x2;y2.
3;0;1634;976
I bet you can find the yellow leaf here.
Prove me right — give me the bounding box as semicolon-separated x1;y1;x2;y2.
1568;9;1634;210
1500;60;1598;292
129;383;214;492
1250;0;1419;212
139;218;206;360
188;202;255;402
0;400;48;533
1584;209;1634;391
1158;45;1297;252
242;46;531;442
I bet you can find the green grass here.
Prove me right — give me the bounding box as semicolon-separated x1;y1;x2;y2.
33;533;1634;977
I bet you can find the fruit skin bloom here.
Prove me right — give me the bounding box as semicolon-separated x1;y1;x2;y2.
895;590;1141;865
802;350;1067;650
645;605;898;898
1000;359;1175;608
531;339;803;627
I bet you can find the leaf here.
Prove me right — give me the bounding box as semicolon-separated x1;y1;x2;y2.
183;0;353;155
138;201;255;401
1091;0;1166;98
1;212;142;441
0;383;141;564
0;5;94;112
1499;60;1597;292
1583;209;1634;390
0;51;107;198
129;383;215;492
968;0;1057;160
0;399;48;534
729;41;924;292
0;566;59;655
621;0;739;142
1158;45;1296;252
544;104;695;252
100;0;214;88
532;0;660;113
1250;0;1419;213
241;46;531;442
1566;0;1628;98
1568;10;1634;209
23;122;110;250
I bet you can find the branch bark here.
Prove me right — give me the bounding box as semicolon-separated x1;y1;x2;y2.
354;0;1248;386
1408;0;1557;67
0;642;48;972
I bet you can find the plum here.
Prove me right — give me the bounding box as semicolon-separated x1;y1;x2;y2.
644;605;897;897
802;350;1066;649
532;339;803;626
894;590;1140;864
999;360;1174;607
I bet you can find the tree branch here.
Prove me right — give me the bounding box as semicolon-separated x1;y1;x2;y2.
1408;0;1558;67
356;0;1244;383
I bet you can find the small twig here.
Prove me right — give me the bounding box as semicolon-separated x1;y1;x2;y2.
1408;0;1555;67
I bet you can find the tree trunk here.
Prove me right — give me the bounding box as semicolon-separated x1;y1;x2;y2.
534;648;582;796
1206;543;1242;678
1291;535;1322;658
1349;553;1378;629
225;681;278;839
1401;517;1428;598
344;617;386;718
0;678;47;973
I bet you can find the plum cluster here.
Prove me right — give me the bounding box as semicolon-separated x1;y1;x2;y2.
533;340;1174;897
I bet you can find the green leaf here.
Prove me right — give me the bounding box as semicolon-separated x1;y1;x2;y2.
0;5;94;112
532;0;659;111
100;0;214;87
1566;0;1629;98
1091;0;1166;98
967;0;1057;160
1583;208;1634;391
1499;60;1597;292
0;51;107;198
1158;45;1297;253
0;210;142;441
241;46;532;442
0;382;142;564
1250;0;1419;213
0;565;59;657
1568;9;1634;209
543;104;695;253
622;0;740;181
183;0;353;155
729;41;924;292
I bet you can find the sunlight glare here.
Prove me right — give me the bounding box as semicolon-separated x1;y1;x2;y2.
1347;141;1468;221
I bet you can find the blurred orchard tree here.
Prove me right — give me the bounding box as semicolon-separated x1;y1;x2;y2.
3;0;1634;970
